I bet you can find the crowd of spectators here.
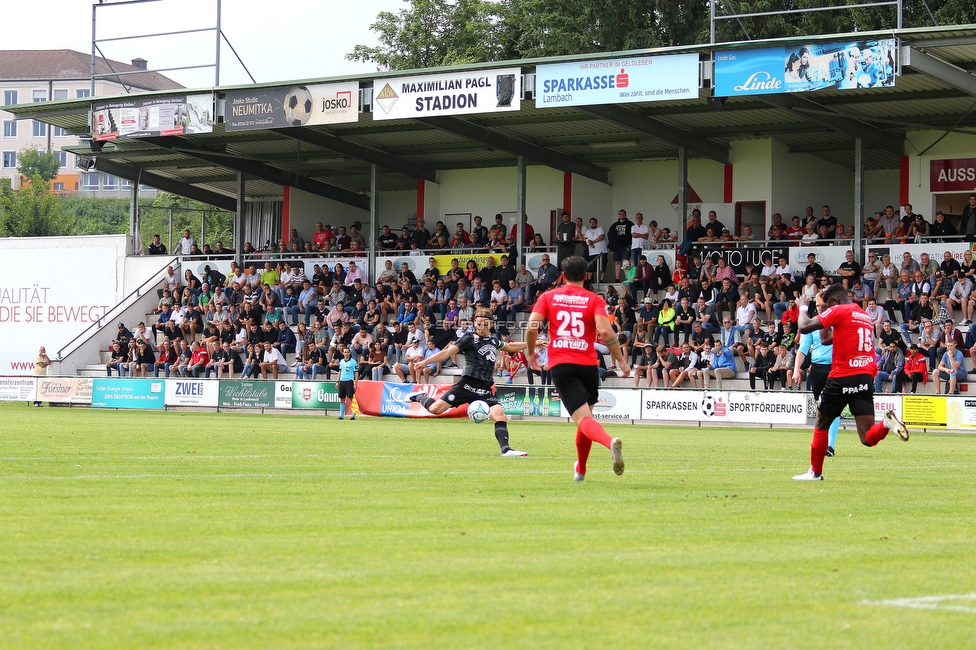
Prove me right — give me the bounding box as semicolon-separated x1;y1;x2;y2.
131;197;976;393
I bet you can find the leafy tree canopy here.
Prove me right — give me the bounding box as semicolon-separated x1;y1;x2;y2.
350;0;957;70
0;175;71;237
17;148;61;182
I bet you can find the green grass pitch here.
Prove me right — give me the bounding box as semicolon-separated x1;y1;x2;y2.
1;402;975;649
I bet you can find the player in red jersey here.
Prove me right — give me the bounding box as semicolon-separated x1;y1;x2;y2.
793;283;909;481
526;256;630;481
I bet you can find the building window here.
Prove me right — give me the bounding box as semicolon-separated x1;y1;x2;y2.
3;90;18;105
82;173;99;190
32;90;46;103
120;178;132;190
53;89;68;101
2;151;16;168
32;121;46;137
53;126;66;137
101;174;118;190
54;151;67;168
76;89;91;99
2;121;15;138
53;182;64;191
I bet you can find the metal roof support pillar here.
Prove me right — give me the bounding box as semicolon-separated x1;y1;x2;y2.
516;156;526;267
854;138;864;257
129;179;140;255
234;172;245;267
678;147;689;237
370;164;379;282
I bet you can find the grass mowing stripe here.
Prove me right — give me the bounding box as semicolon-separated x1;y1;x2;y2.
1;403;975;649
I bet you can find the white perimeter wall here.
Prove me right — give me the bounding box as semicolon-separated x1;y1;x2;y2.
0;235;130;375
905;131;976;217
610;160;726;235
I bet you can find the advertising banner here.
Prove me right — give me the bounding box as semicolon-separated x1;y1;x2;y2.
902;394;947;429
0;377;34;401
35;377;93;404
535;54;698;108
946;397;976;429
291;381;340;409
91;378;165;409
274;381;292;409
699;245;791;276
872;394;903;422
723;391;806;424
0;245;117;376
587;388;643;421
641;390;707;422
164;379;219;407
789;246;853;278
930;158;976;192
225;82;359;131
867;242;974;265
714;39;896;97
93;93;214;141
353;381;463;417
495;385;529;416
372;67;521;121
217;381;275;408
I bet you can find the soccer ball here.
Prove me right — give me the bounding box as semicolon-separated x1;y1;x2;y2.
467;400;491;423
283;85;314;126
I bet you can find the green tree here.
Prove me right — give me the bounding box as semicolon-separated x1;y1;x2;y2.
16;147;62;182
61;197;130;235
347;0;510;70
0;175;71;237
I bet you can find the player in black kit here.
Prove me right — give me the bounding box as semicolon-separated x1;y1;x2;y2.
408;309;530;457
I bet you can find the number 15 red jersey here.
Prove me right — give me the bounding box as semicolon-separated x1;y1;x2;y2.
531;284;607;368
818;302;877;378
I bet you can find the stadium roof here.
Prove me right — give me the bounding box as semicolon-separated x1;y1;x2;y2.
5;26;976;211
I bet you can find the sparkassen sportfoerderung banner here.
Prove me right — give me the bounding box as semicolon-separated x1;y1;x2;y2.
535;54;699;108
714;39;896;97
224;82;359;131
372;68;521;120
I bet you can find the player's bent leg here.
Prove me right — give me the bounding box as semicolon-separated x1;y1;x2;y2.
491;406;526;457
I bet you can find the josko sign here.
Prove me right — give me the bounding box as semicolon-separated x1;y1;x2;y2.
714;39;895;97
224;82;359;131
372;67;521;120
535;54;698;108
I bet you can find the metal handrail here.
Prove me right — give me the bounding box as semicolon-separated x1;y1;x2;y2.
56;257;179;360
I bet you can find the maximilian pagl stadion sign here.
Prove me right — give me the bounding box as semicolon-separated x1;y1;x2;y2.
372;67;521;120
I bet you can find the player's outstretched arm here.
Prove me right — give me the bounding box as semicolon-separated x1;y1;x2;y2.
525;314;544;370
595;313;630;377
500;341;528;353
796;294;824;334
411;343;458;371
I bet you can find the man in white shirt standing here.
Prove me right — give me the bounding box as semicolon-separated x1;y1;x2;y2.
630;212;650;267
584;217;607;282
178;229;195;255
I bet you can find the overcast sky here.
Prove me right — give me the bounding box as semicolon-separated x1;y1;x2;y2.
7;0;406;88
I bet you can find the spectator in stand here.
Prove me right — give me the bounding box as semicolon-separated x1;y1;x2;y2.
901;344;928;394
875;341;905;394
878;320;906;352
680;210;706;256
628;213;650;265
768;344;795;390
259;341;287;379
178;229;195;255
653;298;676;345
633;340;663;388
907;211;930;242
349;224;367;251
931;210;957;242
875;253;898;302
154;340;178;377
555;212;576;260
274;321;296;360
850;280;873;309
873;206;900;241
861;251;881;294
785;216;805;241
947;269;974;324
800;220;819;246
866;297;888;337
181;341;209;378
451;222;470;249
172;340;192;377
148;234;167;255
701;341;737;389
934;339;966;394
412;218;432;251
580;218;606;281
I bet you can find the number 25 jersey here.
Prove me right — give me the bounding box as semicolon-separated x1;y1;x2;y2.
818;302;878;378
531;284;607;368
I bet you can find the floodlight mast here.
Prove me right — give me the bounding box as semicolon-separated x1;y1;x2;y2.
90;0;255;98
710;0;907;45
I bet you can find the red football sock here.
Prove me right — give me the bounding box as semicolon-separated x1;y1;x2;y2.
578;416;613;448
575;429;593;475
811;428;829;475
864;420;889;447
